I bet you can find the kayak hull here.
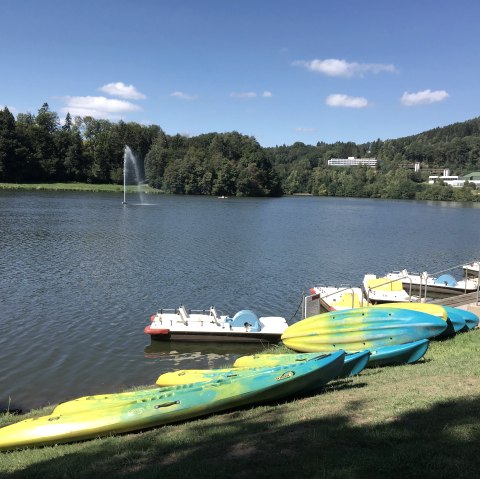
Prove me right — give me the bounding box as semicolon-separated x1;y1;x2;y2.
367;339;430;367
443;306;478;331
0;352;345;451
281;307;446;353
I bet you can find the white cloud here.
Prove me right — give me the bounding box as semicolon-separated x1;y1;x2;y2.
171;91;198;100
294;58;397;77
295;127;316;133
99;82;146;100
230;91;272;98
230;92;257;98
401;89;449;106
61;96;141;119
326;94;369;108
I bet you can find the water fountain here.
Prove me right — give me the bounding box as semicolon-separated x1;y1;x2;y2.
123;145;145;205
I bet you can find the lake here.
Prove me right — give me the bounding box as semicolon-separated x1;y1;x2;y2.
0;190;479;411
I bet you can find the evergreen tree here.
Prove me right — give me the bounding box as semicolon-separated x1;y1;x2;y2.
34;103;60;180
0;107;18;180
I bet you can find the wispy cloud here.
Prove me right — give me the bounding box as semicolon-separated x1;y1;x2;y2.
295;127;316;133
99;82;146;100
171;91;198;100
61;96;141;119
326;94;369;108
294;58;397;77
230;91;273;99
401;89;449;106
230;91;257;98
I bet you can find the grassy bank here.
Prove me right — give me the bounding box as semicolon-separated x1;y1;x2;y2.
1;330;479;478
0;182;162;194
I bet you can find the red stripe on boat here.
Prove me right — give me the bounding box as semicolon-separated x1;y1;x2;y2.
144;325;170;335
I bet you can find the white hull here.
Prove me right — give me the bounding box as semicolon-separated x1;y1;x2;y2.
386;270;478;298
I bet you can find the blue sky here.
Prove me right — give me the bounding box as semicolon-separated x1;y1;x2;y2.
1;0;480;147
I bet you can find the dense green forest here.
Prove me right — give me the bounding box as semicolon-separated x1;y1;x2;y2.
1;103;480;201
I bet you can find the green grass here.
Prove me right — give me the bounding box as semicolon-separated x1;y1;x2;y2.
0;182;163;194
0;330;479;478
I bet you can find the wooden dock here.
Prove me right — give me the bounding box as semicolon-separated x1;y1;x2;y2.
429;291;479;307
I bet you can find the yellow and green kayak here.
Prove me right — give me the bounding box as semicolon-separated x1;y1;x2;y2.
0;351;345;451
281;307;447;353
156;350;367;386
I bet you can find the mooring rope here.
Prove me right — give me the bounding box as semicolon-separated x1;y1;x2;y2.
289;293;304;323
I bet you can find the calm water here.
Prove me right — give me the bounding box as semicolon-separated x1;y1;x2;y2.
0;191;479;411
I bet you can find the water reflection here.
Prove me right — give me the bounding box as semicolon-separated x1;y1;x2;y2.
144;340;272;382
144;340;267;358
144;340;269;373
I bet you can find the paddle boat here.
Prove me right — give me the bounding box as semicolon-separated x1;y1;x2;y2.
308;286;370;311
385;269;478;298
463;261;479;278
144;305;288;343
362;274;415;303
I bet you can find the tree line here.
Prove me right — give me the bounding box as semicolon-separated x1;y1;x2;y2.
1;103;479;201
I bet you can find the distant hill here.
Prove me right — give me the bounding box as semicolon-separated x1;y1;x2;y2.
265;116;480;200
393;117;480;144
267;116;480;177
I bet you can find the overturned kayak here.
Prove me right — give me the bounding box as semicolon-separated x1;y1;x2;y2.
443;306;478;331
367;339;430;367
372;302;464;335
0;351;345;451
372;302;448;320
281;307;447;353
156;350;367;386
234;339;428;370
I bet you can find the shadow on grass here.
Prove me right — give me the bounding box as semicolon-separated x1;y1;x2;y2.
3;392;480;479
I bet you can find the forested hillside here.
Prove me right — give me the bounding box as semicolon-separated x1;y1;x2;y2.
1;103;479;201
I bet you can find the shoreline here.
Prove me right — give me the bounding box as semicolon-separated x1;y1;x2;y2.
1;182;479;202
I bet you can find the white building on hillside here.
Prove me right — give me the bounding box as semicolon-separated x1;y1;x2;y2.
428;169;480;188
328;157;377;167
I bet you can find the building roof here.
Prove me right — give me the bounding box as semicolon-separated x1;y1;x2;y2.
462;172;480;180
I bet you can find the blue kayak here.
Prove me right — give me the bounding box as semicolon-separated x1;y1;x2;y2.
342;350;371;377
367;339;430;367
443;306;479;331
